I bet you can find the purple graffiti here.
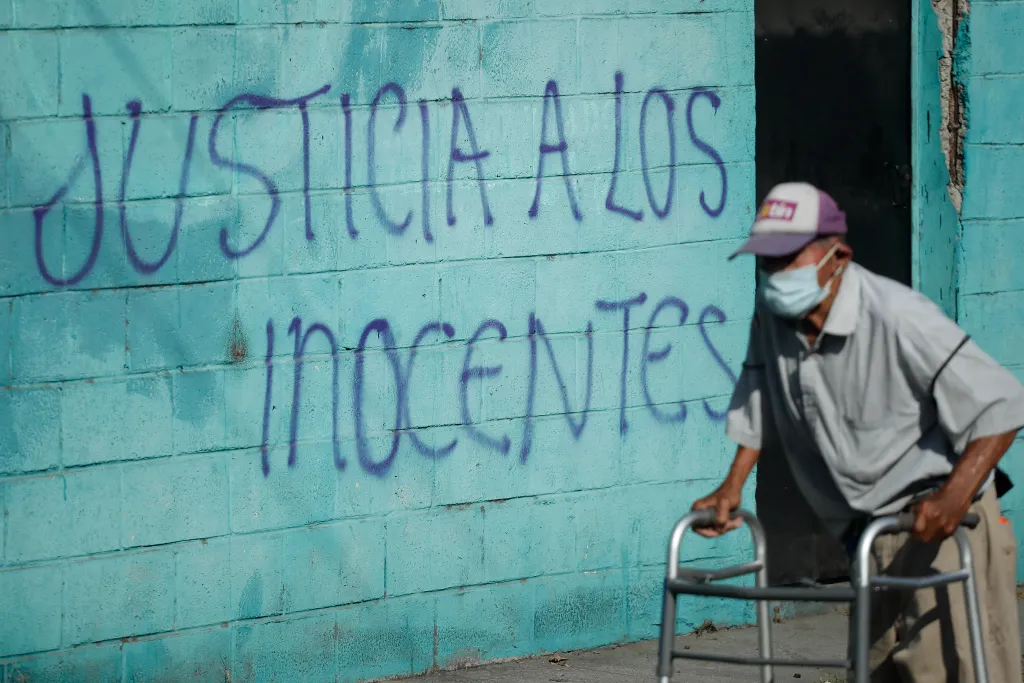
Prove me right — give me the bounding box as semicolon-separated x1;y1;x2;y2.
639;88;676;220
687;89;727;218
33;74;728;289
262;292;736;479
404;322;459;460
419;99;433;243
596;294;648;435
209;83;331;258
447;87;494;228
461;320;512;456
119;101;196;274
261;321;275;477
520;314;596;464
34;94;103;287
209;102;277;258
641;297;689;424
288;317;343;470
353;319;404;477
697;305;737;421
298;94;319;241
605;71;644;222
341;92;357;239
369;83;413;235
529;80;583;222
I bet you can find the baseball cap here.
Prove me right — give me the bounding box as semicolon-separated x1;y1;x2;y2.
729;182;847;260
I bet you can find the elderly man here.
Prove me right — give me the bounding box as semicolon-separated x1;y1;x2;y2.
693;182;1023;682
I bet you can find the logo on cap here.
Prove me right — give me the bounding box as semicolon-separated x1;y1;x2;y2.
758;199;797;221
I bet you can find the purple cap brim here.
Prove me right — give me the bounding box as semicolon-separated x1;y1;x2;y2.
728;232;816;260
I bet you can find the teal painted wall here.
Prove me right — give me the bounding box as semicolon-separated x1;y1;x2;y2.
914;0;1024;579
912;0;960;319
0;1;756;680
955;1;1024;580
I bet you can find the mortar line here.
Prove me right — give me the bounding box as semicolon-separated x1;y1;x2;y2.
118;465;125;551
58;561;68;652
0;80;751;124
1;482;6;566
0;387;739;468
0;344;746;395
6;157;746;212
277;531;286;616
476;19;483;99
0;229;751;303
172;542;180;630
0;559;723;666
0;9;750;33
0;468;728;569
575;16;581;93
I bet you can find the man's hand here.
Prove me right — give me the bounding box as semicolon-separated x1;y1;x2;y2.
910;430;1018;543
912;488;973;543
691;484;743;538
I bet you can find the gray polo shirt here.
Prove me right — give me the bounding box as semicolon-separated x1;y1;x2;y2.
727;262;1024;535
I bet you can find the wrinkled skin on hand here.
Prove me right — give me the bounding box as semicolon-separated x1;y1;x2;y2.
912;488;973;543
691;485;744;538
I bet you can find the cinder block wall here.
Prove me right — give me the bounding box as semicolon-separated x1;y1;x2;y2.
0;1;756;679
954;2;1024;577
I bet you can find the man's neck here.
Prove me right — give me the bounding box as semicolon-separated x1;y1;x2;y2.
802;269;846;345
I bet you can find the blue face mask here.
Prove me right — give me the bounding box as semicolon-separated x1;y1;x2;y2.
759;243;843;319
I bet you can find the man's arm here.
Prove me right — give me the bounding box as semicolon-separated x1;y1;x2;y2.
692;315;766;538
896;298;1024;542
914;430;1018;543
692;445;761;538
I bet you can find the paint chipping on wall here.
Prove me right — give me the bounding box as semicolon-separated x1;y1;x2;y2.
930;0;969;211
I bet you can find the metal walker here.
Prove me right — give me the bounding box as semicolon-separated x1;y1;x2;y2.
656;508;987;683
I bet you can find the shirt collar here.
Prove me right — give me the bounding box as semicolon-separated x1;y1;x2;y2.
821;262;861;337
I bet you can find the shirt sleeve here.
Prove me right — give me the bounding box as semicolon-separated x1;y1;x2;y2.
897;300;1024;454
726;314;765;450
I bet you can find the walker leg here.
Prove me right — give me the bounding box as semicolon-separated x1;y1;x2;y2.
656;580;677;682
657;509;782;681
848;514;991;683
853;573;872;683
752;522;774;683
755;594;773;683
956;529;989;683
853;536;874;683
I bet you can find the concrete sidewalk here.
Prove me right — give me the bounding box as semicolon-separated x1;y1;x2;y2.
402;599;1024;683
407;606;849;683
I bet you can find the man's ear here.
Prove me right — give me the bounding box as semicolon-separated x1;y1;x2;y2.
836;239;853;261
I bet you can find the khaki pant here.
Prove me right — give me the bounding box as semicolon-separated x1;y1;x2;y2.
858;487;1021;683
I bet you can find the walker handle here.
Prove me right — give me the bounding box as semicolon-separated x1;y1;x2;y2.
687;508;741;528
892;511;980;532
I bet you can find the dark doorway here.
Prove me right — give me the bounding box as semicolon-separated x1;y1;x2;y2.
754;0;913;585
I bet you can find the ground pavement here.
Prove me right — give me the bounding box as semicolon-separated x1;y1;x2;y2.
398;598;1024;683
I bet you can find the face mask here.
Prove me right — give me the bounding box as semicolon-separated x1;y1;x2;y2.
759;243;843;319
